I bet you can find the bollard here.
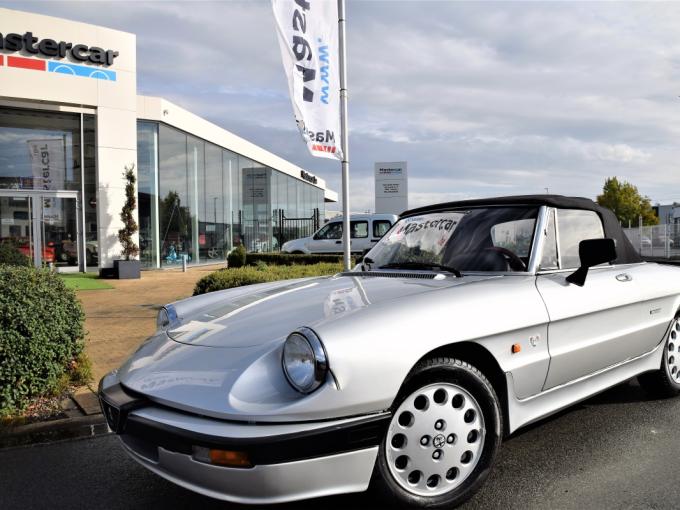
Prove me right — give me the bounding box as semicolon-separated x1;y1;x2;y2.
182;254;187;272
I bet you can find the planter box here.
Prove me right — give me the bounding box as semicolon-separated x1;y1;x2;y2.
114;259;141;279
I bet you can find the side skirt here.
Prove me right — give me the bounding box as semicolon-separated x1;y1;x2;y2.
505;341;664;434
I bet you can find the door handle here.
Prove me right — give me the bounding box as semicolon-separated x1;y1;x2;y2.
335;240;342;244
616;273;632;282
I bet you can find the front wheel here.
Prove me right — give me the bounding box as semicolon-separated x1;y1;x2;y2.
373;357;502;508
638;316;680;398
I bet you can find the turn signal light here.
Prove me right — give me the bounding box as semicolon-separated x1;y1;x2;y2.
192;446;251;468
511;343;521;354
209;449;251;468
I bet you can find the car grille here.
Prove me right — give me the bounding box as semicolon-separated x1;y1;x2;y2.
342;271;437;279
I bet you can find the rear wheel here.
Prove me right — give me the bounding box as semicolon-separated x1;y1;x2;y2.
638;316;680;398
373;357;502;508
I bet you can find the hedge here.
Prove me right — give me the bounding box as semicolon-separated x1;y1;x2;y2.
0;265;85;415
0;242;31;267
193;262;343;295
228;245;247;268
246;252;356;266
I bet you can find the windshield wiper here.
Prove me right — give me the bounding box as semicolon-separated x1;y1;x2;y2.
378;262;462;278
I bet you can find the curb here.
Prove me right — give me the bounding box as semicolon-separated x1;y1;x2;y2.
0;413;110;450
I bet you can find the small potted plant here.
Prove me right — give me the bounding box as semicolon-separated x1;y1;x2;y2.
114;163;141;279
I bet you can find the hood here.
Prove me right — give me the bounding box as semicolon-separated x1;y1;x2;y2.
163;272;494;349
115;272;501;420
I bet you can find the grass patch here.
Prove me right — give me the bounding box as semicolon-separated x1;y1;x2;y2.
59;273;113;290
194;262;343;295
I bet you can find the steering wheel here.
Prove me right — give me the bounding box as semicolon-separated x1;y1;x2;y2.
484;246;526;272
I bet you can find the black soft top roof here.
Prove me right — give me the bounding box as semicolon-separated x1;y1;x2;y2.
401;194;641;265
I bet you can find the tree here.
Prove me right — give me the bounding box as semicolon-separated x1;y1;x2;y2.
596;177;659;226
117;163;139;260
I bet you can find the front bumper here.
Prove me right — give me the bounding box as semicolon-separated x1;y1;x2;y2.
99;383;389;504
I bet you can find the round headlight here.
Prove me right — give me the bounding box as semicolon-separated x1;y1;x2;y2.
282;327;328;394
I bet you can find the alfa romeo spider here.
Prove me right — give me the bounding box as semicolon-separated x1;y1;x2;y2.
99;195;680;508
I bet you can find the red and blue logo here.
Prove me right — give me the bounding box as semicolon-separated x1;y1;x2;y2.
0;55;116;81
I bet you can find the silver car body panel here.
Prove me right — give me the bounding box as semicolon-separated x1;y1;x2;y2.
121;438;377;504
507;335;666;433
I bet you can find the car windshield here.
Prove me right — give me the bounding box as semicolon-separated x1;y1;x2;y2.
365;206;539;273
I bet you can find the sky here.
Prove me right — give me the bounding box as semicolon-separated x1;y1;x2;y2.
3;0;680;211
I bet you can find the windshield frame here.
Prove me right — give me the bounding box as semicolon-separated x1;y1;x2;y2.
363;205;549;276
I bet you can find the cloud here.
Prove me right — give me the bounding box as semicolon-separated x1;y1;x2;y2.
3;0;680;209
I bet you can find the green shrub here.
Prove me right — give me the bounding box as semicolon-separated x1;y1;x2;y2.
0;242;31;267
193;262;343;295
227;245;247;268
246;252;355;266
0;266;85;415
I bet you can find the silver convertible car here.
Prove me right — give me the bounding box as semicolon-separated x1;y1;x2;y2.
99;195;680;508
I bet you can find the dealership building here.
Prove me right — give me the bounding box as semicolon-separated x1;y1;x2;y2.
0;8;336;272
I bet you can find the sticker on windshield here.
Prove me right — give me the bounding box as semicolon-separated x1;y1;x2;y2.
387;212;464;253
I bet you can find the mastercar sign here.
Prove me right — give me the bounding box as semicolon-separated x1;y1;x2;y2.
0;31;118;81
0;31;118;65
375;161;408;215
272;0;343;160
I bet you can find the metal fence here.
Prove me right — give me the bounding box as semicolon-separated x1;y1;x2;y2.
277;209;320;248
623;223;680;259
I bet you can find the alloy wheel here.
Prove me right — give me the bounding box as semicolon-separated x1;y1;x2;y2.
667;318;680;383
385;383;486;497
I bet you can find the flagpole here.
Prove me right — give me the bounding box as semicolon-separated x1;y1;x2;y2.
338;0;351;271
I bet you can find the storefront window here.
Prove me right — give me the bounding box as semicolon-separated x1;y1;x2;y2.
0;107;81;191
158;125;191;267
223;149;239;250
0;107;97;269
137;121;158;268
151;122;326;264
82;115;97;267
204;143;225;261
187;136;204;265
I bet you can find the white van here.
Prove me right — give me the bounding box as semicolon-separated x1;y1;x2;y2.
281;213;398;254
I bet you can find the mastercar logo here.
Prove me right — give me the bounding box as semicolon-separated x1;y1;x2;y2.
0;31;118;81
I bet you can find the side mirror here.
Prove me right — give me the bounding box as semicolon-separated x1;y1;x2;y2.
566;238;617;287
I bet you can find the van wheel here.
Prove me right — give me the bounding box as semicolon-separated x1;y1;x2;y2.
372;357;502;508
638;316;680;398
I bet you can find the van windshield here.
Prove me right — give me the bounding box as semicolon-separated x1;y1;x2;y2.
366;207;538;273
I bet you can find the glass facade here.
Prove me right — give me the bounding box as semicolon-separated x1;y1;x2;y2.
0;107;97;269
138;121;325;268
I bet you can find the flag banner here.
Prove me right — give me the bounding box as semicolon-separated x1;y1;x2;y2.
28;137;67;224
272;0;343;160
27;138;67;192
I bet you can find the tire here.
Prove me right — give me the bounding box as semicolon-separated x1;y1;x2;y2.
638;315;680;398
372;357;503;509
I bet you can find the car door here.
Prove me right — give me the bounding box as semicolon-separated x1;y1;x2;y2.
536;208;668;389
350;220;369;252
307;221;343;253
370;219;393;250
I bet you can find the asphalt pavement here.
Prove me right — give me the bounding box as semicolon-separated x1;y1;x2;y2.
1;379;679;510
